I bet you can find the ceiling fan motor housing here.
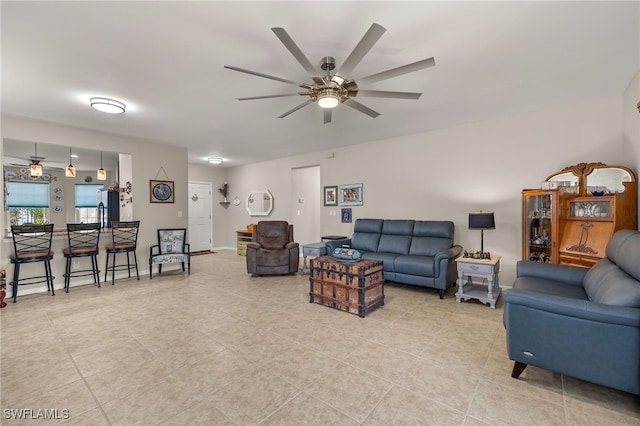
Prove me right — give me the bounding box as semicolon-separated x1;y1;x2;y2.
320;56;336;72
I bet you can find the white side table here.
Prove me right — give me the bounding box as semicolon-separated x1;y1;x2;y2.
455;256;501;309
301;242;327;274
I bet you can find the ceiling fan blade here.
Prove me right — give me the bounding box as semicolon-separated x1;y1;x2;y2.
277;99;314;119
323;109;332;124
337;23;386;76
343;98;380;118
359;57;436;84
237;93;301;101
357;90;422;100
271;27;317;77
224;65;298;85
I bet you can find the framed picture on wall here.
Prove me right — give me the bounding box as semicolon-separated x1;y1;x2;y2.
150;180;175;203
323;185;338;206
339;183;363;206
341;208;352;223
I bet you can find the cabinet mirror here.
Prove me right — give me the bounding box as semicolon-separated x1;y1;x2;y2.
246;190;273;216
585;166;634;193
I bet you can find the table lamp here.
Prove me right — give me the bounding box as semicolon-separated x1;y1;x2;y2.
468;212;495;253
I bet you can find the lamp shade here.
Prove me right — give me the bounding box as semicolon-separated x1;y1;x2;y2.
469;212;495;230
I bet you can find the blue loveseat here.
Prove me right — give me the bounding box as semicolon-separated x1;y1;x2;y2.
326;219;462;298
504;229;640;395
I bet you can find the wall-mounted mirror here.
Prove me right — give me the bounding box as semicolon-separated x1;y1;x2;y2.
247;190;273;216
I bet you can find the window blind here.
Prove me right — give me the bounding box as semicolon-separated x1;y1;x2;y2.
75;184;105;208
6;181;50;208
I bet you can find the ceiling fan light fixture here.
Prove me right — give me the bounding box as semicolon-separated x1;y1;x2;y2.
318;90;339;109
29;143;43;177
30;163;43;177
90;97;126;114
97;151;107;180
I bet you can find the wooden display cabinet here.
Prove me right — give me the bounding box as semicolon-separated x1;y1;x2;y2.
522;189;568;263
522;162;637;267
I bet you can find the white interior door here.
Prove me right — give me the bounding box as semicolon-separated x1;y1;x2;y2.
188;181;212;252
291;166;321;245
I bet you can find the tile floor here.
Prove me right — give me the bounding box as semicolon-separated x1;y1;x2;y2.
1;250;639;425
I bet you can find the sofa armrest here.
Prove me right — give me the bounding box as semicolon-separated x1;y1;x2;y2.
434;245;463;264
325;239;351;252
247;242;261;250
285;242;299;250
504;289;640;327
516;260;588;287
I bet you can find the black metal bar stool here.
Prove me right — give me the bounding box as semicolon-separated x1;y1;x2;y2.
9;224;55;303
104;220;140;285
63;223;101;292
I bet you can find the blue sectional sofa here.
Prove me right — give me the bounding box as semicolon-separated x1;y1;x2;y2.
325;219;462;298
504;229;640;395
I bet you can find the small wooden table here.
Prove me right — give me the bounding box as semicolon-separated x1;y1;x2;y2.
455;256;501;309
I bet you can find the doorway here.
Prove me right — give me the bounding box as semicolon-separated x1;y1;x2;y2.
290;165;321;245
188;181;212;252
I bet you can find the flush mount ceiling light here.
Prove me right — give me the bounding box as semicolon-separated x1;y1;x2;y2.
97;151;107;180
65;147;76;177
90;97;126;114
208;157;223;165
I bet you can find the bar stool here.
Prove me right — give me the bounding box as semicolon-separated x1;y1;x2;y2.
105;220;140;285
63;223;101;292
9;224;55;303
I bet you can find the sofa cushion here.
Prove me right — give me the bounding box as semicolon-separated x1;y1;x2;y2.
409;221;454;256
352;233;381;252
584;258;640;307
362;252;398;272
378;235;412;255
606;230;640;282
394;256;435;277
381;220;415;235
354;219;384;233
351;219;383;252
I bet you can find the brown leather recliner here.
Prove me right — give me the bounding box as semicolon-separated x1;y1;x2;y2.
246;221;299;275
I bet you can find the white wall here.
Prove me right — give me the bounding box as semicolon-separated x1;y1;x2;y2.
219;94;633;286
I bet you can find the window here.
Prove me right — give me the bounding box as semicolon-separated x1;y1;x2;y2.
6;181;50;226
74;184;104;223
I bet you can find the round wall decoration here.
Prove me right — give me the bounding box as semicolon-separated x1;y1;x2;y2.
150;179;174;203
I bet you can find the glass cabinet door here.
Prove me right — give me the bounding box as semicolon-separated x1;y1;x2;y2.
568;197;612;219
522;190;557;263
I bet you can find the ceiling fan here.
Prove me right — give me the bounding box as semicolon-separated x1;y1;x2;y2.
224;23;435;124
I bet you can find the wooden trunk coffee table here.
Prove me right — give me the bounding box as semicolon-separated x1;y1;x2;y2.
308;256;384;318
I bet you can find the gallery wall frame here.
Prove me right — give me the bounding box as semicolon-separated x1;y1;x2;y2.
339;183;363;206
324;185;338;206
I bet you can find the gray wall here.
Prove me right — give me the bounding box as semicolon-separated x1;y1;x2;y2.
2;70;638;293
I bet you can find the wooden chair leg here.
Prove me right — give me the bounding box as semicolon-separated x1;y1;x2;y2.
511;361;528;378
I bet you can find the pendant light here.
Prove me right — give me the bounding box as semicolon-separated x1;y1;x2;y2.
30;143;43;177
65;147;76;177
97;151;107;181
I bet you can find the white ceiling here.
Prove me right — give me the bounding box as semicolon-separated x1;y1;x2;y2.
2;1;639;168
